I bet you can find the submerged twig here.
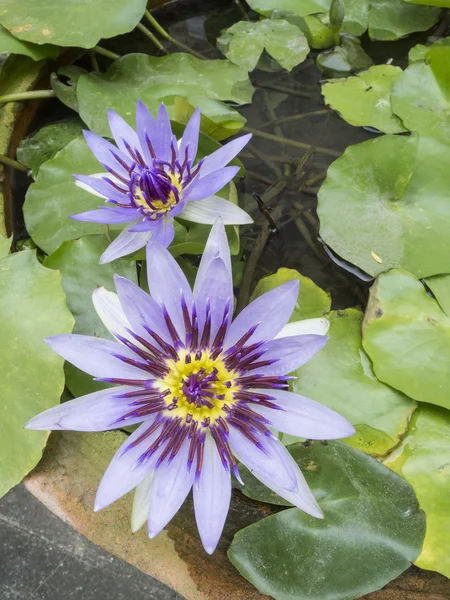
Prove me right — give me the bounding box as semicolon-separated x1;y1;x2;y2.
144;10;205;59
242;126;340;158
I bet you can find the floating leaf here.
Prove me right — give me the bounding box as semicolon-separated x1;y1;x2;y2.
0;0;148;48
44;235;138;397
385;405;450;578
291;309;416;455
229;441;425;600
24;135;118;255
247;0;330;17
368;0;439;40
76;53;254;137
318;134;450;278
50;66;87;112
217;19;309;72
316;35;373;76
0;233;12;259
274;12;334;49
424;273;450;317
403;0;450;7
0;250;73;497
322;65;407;134
363;269;450;410
250;268;331;321
16;119;84;177
0;24;58;60
391;44;450;144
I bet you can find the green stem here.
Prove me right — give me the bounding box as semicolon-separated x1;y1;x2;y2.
259;109;331;129
89;50;100;72
93;45;121;60
137;22;169;53
242;127;341;158
253;82;316;99
0;90;56;104
144;10;205;59
0;154;29;172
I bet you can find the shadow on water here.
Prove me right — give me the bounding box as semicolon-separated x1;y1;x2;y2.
10;0;443;311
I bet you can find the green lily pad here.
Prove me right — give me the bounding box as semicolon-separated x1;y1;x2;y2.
384;405;450;578
76;53;254;138
322;65;407;134
291;309;416;455
318;134;450;278
50;66;87;112
229;441;425;600
217;18;309;72
23;135;117;255
403;0;450;6
0;0;148;48
424;273;450;317
0;250;73;497
363;269;450;410
44;235;138;397
0;233;12;259
247;0;330;17
316;35;373;76
16;119;84;177
0;24;58;60
391;44;450;144
250;268;331;321
273;11;334;49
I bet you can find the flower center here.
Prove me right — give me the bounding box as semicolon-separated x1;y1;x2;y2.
160;350;238;427
130;168;182;219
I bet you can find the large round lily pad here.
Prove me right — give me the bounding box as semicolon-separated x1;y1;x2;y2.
322;65;407;133
391;44;450;144
76;53;254;137
291;309;416;455
0;250;73;497
0;0;148;48
44;235;138;397
0;24;58;60
424;273;450;317
229;441;425;600
318;134;450;278
384;405;450;578
217;19;309;72
363;269;450;410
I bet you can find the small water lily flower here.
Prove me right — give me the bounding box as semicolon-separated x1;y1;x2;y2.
26;220;355;554
72;101;252;263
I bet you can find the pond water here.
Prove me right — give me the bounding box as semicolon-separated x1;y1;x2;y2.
10;0;437;311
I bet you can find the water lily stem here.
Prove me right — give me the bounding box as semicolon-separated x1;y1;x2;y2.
242;126;341;158
137;22;169;53
259;109;331;129
144;10;205;59
89;50;100;72
0;154;29;172
0;90;56;104
93;46;121;60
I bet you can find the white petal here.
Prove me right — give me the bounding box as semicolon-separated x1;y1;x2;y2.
180;196;253;225
276;317;330;339
92;287;135;343
131;473;154;533
75;173;113;199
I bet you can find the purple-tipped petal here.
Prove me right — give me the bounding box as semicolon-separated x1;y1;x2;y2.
99;226;152;264
145;241;193;341
74;174;130;203
152;103;173;163
147;439;195;538
224;280;299;350
178;107;201;163
46;334;149;380
276;318;330;339
83;130;132;177
113;275;170;342
149;218;175;247
193;434;231;554
199;134;252;178
184;166;240;202
107;109;142;157
181;196;252;225
228;427;297;492
25;386;146;432
247;334;328;377
71;207;134;224
95;418;161;511
195;258;232;343
253;389;356;440
136;99;156;164
194;218;231;296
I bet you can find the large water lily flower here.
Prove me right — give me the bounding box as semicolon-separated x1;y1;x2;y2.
26;220;354;554
72;101;252;263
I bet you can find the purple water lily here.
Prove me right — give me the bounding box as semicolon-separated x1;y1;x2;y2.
26;220;354;554
72;101;252;264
